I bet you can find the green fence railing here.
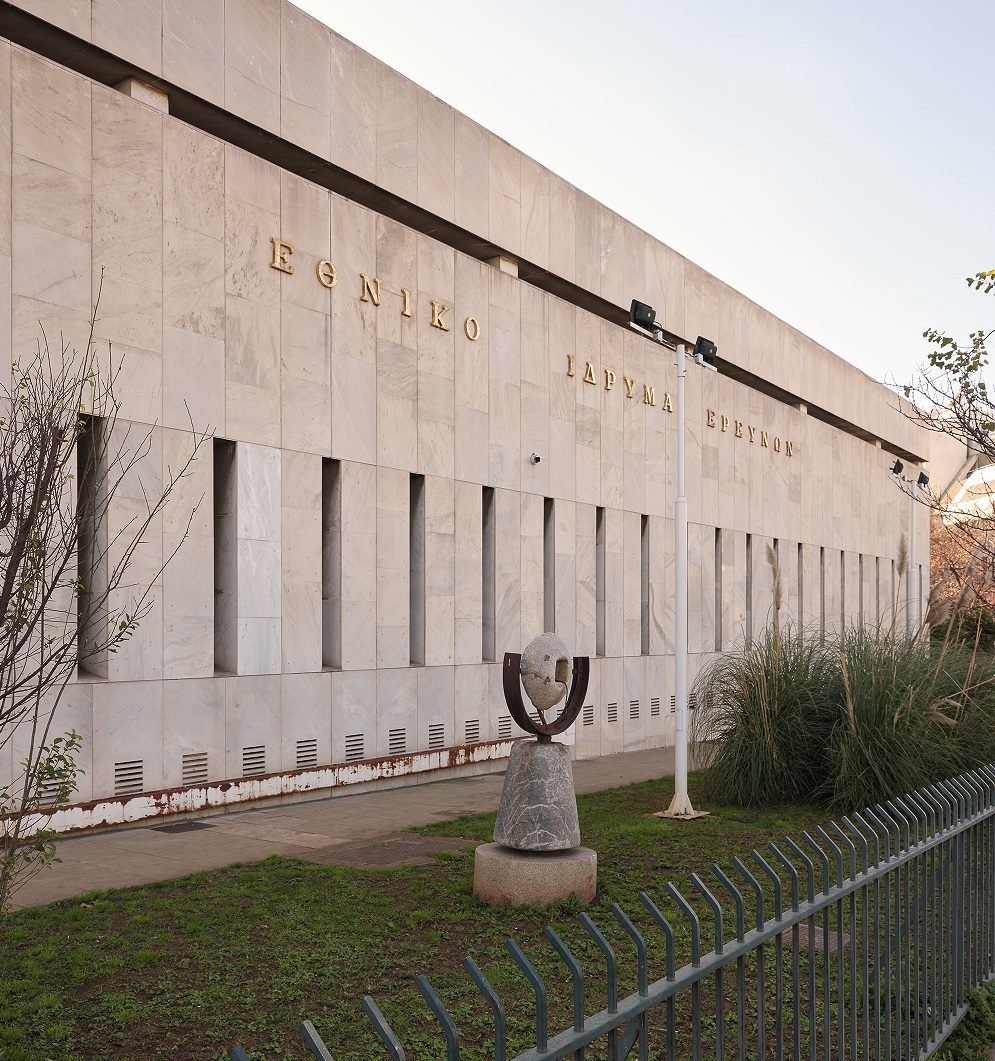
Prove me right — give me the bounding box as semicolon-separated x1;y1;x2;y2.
231;764;995;1059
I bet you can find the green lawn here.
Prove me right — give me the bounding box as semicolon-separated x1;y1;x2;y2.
0;772;986;1059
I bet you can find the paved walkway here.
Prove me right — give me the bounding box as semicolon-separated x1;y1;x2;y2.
11;746;677;910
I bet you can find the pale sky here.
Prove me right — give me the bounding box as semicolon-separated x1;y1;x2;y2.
297;0;995;390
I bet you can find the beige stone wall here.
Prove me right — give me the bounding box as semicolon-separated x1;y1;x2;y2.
6;0;923;459
0;27;932;811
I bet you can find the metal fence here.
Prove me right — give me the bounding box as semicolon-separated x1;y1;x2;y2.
230;764;995;1060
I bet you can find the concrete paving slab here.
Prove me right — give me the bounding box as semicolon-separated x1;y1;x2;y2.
9;746;678;910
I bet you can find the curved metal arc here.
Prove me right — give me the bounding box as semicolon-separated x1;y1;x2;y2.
783;837;816;901
863;808;892;861
463;957;507;1061
713;864;746;942
840;815;869;873
690;872;725;954
300;1020;334;1061
506;939;548;1053
850;812;881;867
751;849;783;920
815;824;845;886
362;996;407;1061
639;891;676;979
800;831;831;894
502;651;590;738
612;903;649;995
828;820;857;880
664;881;702;965
544;926;586;1032
768;843;800;911
579;911;618;1014
732;854;765;927
416;975;460;1061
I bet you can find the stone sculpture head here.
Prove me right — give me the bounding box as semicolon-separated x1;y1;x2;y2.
520;632;573;713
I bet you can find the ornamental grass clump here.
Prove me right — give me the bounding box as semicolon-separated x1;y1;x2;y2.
692;537;995;811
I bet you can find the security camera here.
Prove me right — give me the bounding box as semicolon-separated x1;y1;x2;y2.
529;452;542;465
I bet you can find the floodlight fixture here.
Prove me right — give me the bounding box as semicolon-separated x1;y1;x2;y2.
629;299;658;333
917;471;930;489
693;336;717;367
891;459;904;476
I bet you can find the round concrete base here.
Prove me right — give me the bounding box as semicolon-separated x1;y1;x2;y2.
473;842;597;905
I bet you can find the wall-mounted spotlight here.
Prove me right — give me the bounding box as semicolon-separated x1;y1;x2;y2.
629;299;659;333
917;471;929;489
693;336;717;367
529;452;542;465
891;459;904;476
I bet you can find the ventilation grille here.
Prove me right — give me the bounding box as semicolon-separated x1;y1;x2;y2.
670;695;677;714
345;733;365;761
650;697;661;718
529;710;543;727
465;719;480;744
296;738;318;770
607;702;618;724
242;745;265;776
582;704;595;727
388;728;407;756
114;759;143;797
428;723;445;750
629;699;640;720
182;751;209;787
690;693;698;712
38;777;66;807
497;715;513;740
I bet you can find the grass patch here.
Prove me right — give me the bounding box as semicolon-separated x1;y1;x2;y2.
0;771;836;1060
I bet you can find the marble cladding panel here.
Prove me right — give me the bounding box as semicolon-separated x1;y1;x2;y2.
454;481;482;665
376;467;409;668
376;65;417;203
621;510;641;658
163;0;224;106
575;503;596;659
337;461;375;670
330;668;375;763
417;665;455;752
417;91;455;223
622;655;647;751
281;671;332;771
329;32;376;183
281;300;331;455
375;666;417;757
225;674;281;777
599;655;623;757
280;3;331;159
92;680;164;796
495;489;522;654
488;133;521;258
281;450;321;672
648;515;671;657
223;0;280;134
424;476;455;666
10;684;94;802
455;663;491;743
93;0;161;75
162;677;225;786
554;499;577;648
519;492;542;644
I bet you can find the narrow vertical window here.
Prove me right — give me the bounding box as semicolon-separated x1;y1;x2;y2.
745;533;753;643
714;528;722;651
76;415;106;677
797;542;804;629
640;514;650;655
321;459;341;669
213;438;237;674
543;497;555;632
482;486;495;662
858;553;865;627
840;549;846;632
596;506;606;656
410;474;425;665
819;546;826;641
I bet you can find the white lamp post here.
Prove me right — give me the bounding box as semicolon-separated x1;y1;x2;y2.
628;301;714;819
891;460;929;634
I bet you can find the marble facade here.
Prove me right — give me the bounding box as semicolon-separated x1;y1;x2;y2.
0;0;933;826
